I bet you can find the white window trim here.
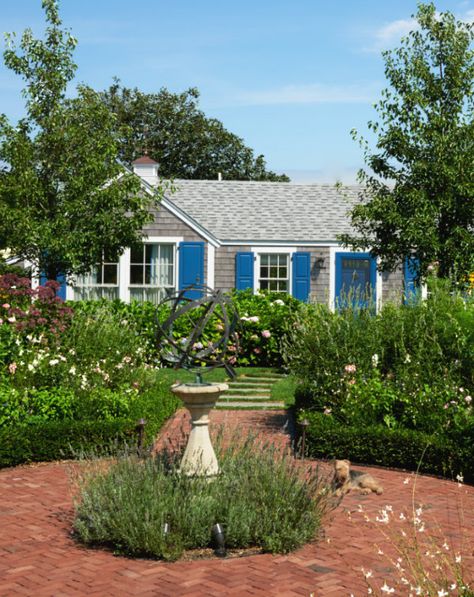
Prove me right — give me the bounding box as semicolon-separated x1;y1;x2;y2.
127;236;182;302
329;246;383;312
66;236;184;302
251;246;296;295
66;262;121;301
207;244;215;289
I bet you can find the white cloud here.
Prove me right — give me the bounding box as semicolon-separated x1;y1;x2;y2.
366;6;474;53
236;83;376;106
375;18;417;46
461;8;474;22
363;18;417;53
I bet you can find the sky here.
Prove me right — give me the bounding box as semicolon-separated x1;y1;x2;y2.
0;0;472;183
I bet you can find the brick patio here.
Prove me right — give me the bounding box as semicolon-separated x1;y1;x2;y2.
0;409;473;596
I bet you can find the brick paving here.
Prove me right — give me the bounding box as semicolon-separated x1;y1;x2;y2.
0;409;473;597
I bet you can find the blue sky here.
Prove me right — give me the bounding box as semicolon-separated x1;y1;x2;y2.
1;0;472;182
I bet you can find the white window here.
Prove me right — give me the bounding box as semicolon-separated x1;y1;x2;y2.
259;253;289;293
129;243;175;304
73;259;119;300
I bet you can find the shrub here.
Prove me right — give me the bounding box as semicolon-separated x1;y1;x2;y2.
71;290;302;368
6;306;147;394
0;419;137;468
0;371;180;468
73;435;334;561
299;412;473;483
287;284;474;438
0;274;73;338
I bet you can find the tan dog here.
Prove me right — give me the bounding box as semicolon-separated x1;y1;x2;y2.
333;459;383;496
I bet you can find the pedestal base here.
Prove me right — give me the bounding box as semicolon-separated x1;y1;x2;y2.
171;382;228;477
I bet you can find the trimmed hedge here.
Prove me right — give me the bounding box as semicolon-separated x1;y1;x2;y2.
0;419;135;468
300;411;473;483
0;386;180;469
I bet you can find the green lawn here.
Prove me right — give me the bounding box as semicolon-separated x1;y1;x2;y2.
154;366;283;385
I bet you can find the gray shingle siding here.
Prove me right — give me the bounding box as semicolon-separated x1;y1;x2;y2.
382;266;404;304
215;246;252;292
143;205;208;286
298;247;331;304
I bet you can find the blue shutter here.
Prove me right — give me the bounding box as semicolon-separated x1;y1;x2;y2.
179;241;205;299
404;257;419;304
235;252;254;291
292;252;311;302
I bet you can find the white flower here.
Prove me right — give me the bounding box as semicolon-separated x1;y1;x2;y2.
403;477;410;485
404;353;411;363
376;509;389;524
49;359;59;366
27;364;35;372
416;523;425;532
381;583;395;594
371;353;379;367
455;554;462;563
437;590;448;597
456;473;464;484
273;299;284;306
7;316;16;323
69;366;76;375
465;395;472;404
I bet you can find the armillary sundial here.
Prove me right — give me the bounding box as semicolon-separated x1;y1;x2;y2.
156;285;239;477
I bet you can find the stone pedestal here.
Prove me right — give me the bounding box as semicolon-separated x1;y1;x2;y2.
171;382;228;477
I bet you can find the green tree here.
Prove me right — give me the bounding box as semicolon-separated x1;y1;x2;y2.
0;0;160;281
102;82;290;182
341;3;474;284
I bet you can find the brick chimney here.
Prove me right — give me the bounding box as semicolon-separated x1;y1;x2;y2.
132;155;159;185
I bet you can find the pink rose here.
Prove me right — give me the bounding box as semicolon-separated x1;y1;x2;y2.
261;330;271;339
253;347;261;354
2;303;10;309
8;362;17;374
344;364;357;374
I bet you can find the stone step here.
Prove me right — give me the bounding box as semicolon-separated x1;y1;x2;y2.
224;387;271;394
215;401;284;410
238;376;284;383
228;381;274;388
220;394;273;401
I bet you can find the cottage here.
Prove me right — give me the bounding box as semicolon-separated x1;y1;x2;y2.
65;156;414;308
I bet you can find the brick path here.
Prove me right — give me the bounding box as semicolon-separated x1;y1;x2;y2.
1;409;473;597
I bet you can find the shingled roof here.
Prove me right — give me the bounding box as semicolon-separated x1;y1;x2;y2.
164;180;363;243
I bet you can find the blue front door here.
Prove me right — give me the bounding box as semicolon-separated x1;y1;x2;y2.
335;252;377;309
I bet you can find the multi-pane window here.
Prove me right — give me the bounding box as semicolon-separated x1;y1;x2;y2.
129;243;175;304
259;253;289;292
73;260;119;300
